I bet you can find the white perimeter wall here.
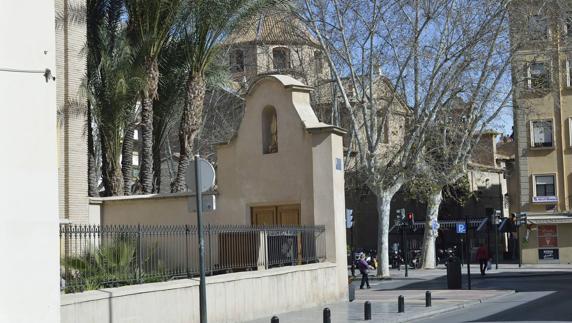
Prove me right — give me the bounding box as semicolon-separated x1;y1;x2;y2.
61;263;342;323
0;1;60;322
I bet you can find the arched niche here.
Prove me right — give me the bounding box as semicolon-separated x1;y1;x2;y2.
262;106;278;154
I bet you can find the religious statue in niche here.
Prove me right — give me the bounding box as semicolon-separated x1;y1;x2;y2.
263;106;278;154
267;112;278;153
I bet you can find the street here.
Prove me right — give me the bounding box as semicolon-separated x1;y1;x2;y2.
419;272;572;322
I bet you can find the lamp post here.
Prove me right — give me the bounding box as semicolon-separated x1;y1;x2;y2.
495;210;501;270
195;155;207;323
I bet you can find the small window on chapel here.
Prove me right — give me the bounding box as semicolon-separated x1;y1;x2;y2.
314;51;323;74
230;49;244;72
273;47;290;70
262;106;278;154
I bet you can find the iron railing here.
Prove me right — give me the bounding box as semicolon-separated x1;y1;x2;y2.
60;224;326;293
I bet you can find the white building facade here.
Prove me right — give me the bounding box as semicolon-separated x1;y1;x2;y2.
0;0;61;322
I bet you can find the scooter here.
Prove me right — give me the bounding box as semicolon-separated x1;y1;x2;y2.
391;249;403;270
409;249;422;269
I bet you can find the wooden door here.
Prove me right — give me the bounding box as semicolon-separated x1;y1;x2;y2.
277;205;301;225
251;204;301;225
251;206;277;225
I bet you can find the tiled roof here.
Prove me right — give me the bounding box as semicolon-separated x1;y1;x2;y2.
227;11;319;47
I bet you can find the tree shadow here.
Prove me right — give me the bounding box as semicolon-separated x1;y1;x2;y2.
374;271;572;322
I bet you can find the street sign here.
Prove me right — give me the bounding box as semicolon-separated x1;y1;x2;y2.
187;195;216;213
431;219;440;231
185;158;215;193
346;209;353;229
456;223;466;234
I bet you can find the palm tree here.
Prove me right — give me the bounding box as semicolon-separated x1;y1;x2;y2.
125;0;183;194
84;0;144;196
152;40;187;192
90;29;142;196
171;0;279;192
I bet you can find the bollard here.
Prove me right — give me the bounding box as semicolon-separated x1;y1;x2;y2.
364;301;372;320
323;308;331;323
425;291;432;307
271;316;279;323
398;295;405;313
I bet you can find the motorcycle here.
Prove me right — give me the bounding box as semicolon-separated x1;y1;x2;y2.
439;246;458;267
409;249;422;269
391;249;403;270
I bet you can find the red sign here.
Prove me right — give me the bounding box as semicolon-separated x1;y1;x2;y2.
538;225;558;248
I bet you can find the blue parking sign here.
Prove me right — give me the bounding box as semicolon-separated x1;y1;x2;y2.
456;223;466;234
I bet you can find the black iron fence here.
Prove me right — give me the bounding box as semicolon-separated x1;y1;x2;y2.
60;224;326;293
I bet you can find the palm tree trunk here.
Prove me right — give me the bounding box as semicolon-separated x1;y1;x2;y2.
121;123;136;195
100;128;124;196
172;74;206;192
153;141;162;193
87;101;99;197
139;61;159;194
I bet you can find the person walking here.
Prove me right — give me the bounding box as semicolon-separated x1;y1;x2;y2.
358;253;373;289
477;244;490;276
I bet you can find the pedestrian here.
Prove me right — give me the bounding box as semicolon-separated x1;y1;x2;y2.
476;244;489;276
358;253;373;289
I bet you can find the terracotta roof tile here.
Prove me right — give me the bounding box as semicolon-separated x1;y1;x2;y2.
228;11;319;47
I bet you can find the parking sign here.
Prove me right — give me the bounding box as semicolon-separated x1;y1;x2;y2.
456;223;466;234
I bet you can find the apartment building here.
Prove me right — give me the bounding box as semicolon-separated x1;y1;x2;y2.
509;1;572;264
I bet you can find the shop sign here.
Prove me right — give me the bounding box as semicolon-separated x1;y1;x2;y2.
539;248;559;260
538;225;558;248
532;196;558;203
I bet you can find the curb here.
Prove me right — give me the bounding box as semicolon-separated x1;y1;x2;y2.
479;272;572;279
396;290;515;323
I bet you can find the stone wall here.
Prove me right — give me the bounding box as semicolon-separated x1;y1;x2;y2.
61;263;343;323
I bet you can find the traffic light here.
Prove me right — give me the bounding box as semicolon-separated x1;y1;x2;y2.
407;212;415;227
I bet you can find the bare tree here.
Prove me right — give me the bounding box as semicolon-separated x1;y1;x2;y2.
301;0;517;277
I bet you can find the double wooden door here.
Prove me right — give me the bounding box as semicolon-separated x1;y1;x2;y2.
251;204;301;225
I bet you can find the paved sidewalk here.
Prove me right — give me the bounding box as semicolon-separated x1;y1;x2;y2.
247;287;513;323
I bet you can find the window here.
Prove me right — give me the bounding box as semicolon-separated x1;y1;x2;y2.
230;49;244;72
132;151;139;166
533;175;557;203
529;15;548;40
535;175;555;196
531;120;553;147
314;51;323;74
526;62;549;89
262;106;278;154
272;47;290;70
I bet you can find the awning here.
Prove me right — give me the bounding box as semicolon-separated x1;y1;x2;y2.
527;214;572;225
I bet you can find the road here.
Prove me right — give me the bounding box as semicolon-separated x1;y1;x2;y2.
419;272;572;322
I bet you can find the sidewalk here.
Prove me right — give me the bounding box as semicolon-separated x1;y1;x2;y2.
247;265;572;323
247;267;518;323
246;287;513;323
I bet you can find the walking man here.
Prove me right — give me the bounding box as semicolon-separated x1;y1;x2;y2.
477;244;489;276
358;253;373;289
